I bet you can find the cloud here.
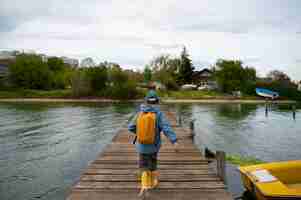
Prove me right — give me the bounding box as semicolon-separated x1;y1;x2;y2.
144;43;183;50
243;57;262;63
2;0;301;34
1;0;301;79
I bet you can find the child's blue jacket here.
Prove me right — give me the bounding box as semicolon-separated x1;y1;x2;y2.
128;104;177;154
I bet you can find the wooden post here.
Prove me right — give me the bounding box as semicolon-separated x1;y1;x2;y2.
265;102;268;117
216;151;226;182
189;120;195;140
293;105;296;120
177;112;182;126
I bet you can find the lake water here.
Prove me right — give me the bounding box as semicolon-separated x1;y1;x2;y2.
0;102;135;200
176;103;301;198
0;102;300;200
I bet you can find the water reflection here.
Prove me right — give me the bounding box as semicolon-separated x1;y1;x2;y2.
215;104;258;121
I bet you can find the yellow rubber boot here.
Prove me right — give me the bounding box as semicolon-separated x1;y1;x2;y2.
139;171;152;196
151;171;159;189
141;171;152;189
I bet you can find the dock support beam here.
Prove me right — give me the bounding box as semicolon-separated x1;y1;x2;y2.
177;112;182;126
293;105;296;120
216;151;226;182
265;102;269;117
189;120;195;140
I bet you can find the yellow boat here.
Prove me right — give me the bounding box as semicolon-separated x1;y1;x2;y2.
238;160;301;200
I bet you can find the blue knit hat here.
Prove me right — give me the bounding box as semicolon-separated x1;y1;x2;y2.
145;90;160;104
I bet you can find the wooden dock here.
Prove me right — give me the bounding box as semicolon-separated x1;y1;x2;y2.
66;110;233;200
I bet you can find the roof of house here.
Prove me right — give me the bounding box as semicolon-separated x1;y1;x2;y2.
193;68;213;77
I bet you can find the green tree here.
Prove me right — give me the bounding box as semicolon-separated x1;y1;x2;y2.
244;67;256;81
143;65;152;83
215;59;256;93
240;67;257;95
85;66;108;91
107;67;138;99
177;47;194;84
9;54;52;90
47;57;74;89
125;70;144;83
47;57;65;71
153;68;178;90
267;70;290;82
150;55;170;71
71;70;91;96
150;55;179;90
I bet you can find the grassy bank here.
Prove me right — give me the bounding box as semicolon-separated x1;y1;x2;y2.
0;89;251;99
0;89;73;98
157;90;259;100
226;154;265;166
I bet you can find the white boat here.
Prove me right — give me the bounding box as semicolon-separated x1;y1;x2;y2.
256;88;279;99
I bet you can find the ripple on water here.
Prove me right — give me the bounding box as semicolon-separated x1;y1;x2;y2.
0;102;136;200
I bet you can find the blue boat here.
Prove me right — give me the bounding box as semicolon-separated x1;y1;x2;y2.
256;88;279;99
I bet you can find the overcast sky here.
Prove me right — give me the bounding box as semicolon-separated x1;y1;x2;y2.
1;0;301;80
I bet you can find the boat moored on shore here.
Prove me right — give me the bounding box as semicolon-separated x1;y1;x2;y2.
256;88;279;99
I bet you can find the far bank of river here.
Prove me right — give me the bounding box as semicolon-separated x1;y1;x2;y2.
0;98;297;104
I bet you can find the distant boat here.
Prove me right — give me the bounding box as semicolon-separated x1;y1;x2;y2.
256;88;279;99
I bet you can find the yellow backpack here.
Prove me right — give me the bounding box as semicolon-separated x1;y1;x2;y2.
136;112;156;144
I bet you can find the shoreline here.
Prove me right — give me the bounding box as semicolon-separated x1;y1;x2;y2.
0;98;297;104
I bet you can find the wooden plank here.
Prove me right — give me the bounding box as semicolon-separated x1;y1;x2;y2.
84;169;214;175
100;152;203;156
103;149;201;153
74;181;226;190
67;190;232;200
88;164;210;170
99;154;204;158
92;160;209;165
104;146;199;150
80;174;221;182
96;156;206;161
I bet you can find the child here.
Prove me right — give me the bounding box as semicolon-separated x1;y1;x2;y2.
128;90;178;196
